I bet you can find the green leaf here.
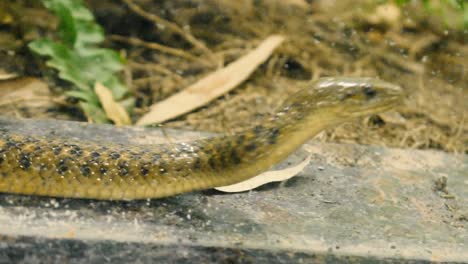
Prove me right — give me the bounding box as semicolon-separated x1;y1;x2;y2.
42;0;94;21
54;3;77;46
393;0;467;30
394;0;409;6
29;0;132;124
74;21;104;48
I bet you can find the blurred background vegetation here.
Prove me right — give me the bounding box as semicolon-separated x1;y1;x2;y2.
0;0;466;153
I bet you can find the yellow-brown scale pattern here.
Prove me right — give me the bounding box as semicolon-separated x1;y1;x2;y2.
0;77;403;200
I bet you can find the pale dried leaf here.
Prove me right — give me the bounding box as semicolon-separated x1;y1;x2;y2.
215;155;311;193
379;111;407;125
0;77;53;108
0;70;18;80
367;3;401;26
136;35;285;125
95;82;131;126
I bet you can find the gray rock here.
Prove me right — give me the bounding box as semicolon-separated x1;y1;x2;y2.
0;117;467;263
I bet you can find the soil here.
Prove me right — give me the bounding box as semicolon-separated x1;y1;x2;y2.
0;0;466;153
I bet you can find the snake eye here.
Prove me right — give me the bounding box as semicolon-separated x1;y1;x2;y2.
363;85;377;99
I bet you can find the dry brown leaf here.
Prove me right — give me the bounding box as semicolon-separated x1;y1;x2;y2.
367;3;401;26
94;82;131;126
136;35;285;126
0;77;53;108
0;70;18;80
215;155;311;193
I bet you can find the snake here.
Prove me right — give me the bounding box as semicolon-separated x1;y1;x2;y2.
0;77;402;200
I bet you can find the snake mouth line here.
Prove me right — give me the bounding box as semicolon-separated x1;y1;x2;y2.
337;99;401;119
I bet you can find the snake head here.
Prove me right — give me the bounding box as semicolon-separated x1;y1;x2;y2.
308;77;403;118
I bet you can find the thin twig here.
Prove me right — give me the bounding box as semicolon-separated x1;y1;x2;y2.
120;0;218;64
132;76;182;86
110;35;210;65
130;62;183;81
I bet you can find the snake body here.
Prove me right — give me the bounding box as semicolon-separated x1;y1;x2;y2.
0;77;402;200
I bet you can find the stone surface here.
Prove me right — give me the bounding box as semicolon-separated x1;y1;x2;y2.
0;117;467;263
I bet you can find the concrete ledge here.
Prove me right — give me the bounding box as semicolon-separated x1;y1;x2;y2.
0;117;467;263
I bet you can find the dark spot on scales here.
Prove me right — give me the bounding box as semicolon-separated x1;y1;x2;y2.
7;140;22;149
99;166;108;175
4;138;14;148
208;157;216;169
268;128;280;145
245;143;257;152
253;125;264;136
69;146;83;156
80;165;91;177
110;152;121;159
57;159;69;175
140;166;149;176
19;154;31;170
158;160;168;174
236;135;245;145
57;164;68;175
203;148;213;155
193;157;201;170
52;146;62;155
139;161;151;176
230;149;241;164
118;161;129;176
218;152;227;167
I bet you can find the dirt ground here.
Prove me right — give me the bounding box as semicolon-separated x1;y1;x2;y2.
0;0;466;153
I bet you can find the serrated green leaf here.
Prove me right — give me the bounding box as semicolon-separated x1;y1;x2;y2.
79;48;125;71
54;3;77;46
30;40;90;91
29;0;132;124
28;38;58;56
43;0;105;48
74;21;105;48
43;0;94;21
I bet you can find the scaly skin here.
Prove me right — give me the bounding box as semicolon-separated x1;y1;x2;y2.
0;77;402;200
